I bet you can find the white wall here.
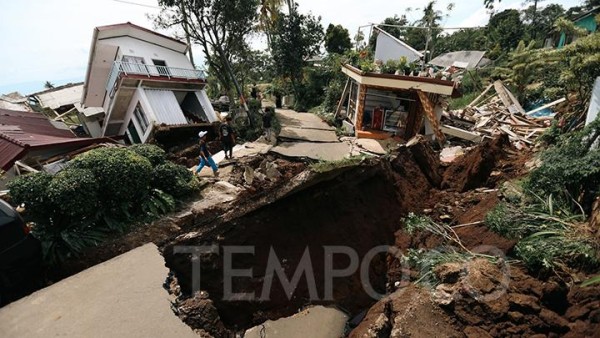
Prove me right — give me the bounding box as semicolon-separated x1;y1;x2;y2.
374;33;421;63
102;36;192;69
120;87;157;143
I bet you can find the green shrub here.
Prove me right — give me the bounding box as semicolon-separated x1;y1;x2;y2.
7;172;52;220
524;117;600;209
70;147;153;212
151;162;198;197
129;144;166;166
46;169;99;221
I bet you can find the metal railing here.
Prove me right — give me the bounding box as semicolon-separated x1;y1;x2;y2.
106;61;206;94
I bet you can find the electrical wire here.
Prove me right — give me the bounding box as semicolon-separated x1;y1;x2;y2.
109;0;161;9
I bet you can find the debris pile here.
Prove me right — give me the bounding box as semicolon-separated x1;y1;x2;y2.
443;81;557;149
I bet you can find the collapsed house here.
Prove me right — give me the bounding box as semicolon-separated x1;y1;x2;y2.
81;22;219;144
0;108;115;188
336;27;458;143
28;83;87;135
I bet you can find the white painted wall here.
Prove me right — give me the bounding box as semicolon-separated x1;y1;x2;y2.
102;36;192;69
120;87;157;143
586;76;600;126
374;33;422;63
195;90;219;122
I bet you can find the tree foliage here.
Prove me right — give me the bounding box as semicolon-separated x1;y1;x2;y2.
153;0;259;95
271;5;323;109
487;9;525;53
324;24;352;54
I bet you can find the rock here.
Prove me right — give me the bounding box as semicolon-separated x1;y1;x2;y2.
266;164;282;180
434;262;463;284
432;284;456;306
509;293;541;313
539;308;569;331
174;211;194;228
177;295;227;337
243;166;254;185
464;326;492;338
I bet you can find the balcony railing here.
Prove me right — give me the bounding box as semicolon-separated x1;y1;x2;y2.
106;61;206;94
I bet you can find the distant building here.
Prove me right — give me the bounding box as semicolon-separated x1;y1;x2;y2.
28;83;86;135
81;22;218;144
545;6;599;48
0;92;32;112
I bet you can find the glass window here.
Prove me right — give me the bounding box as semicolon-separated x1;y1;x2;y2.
133;103;149;134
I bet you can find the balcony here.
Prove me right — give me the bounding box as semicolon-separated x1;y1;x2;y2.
106;61;206;96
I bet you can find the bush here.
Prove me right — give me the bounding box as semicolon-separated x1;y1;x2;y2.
129;144;166;166
70;147;153;213
524;117;600;210
7;172;52;221
151;162;198;197
46;169;99;221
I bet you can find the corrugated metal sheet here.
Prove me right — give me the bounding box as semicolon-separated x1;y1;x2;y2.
144;89;187;125
429;51;487;70
0;108;115;170
0;108;74;138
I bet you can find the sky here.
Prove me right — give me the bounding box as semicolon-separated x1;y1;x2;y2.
0;0;584;95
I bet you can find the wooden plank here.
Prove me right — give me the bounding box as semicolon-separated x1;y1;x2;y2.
417;90;446;146
355;84;366;133
334;78;351;118
440;125;483;143
494;80;525;115
525;97;566;116
467;83;493;108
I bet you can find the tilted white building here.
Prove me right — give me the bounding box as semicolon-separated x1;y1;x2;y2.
81;22;218;143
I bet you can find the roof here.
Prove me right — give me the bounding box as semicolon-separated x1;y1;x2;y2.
29;83;84;109
96;22;187;50
373;26;424;58
573;6;600;22
341;64;456;96
0;108;114;170
429;51;487;70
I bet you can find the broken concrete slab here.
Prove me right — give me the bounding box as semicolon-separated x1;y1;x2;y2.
244;306;348;338
279;126;339;143
0;244;198;338
270;142;351;161
355;138;387;155
276;109;335;131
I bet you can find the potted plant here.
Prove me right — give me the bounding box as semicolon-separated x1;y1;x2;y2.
397;56;408;75
384;60;399;74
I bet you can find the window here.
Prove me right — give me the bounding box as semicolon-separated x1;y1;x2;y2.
133;103;149;134
122;55;147;74
152;59;170;77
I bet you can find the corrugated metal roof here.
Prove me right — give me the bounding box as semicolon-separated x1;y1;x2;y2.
0;108;75;138
429;51;487;70
0;108;115;170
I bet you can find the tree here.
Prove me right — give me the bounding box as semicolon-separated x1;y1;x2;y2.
484;0;501;10
258;0;285;49
44;81;55;89
368;15;408;51
271;5;323;109
522;0;547;40
153;0;259;113
487;9;525;53
324;24;352;54
403;1;454;60
435;28;487;55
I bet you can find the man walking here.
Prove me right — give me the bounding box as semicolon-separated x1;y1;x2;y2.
196;131;219;177
219;116;236;159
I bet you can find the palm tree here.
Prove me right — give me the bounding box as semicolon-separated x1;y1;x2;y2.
258;0;284;49
44;81;55;89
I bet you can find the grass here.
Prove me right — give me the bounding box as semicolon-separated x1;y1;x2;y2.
448;92;480;110
309;156;366;173
401;213;504;286
485;195;600;272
